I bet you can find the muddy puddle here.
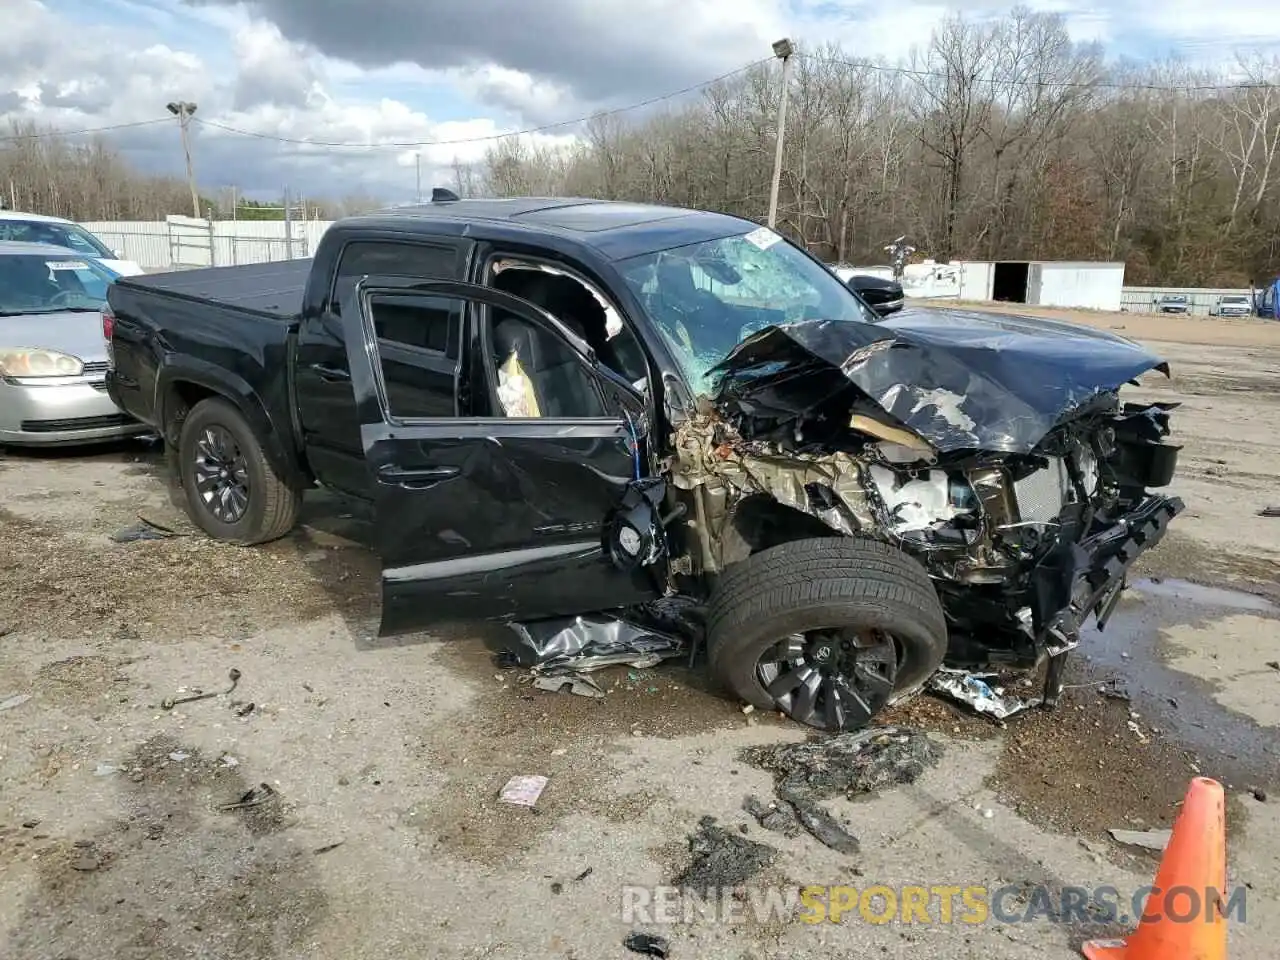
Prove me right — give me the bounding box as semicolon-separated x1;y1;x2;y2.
1081;577;1279;790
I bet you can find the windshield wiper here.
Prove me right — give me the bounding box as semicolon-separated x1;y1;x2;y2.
0;306;100;315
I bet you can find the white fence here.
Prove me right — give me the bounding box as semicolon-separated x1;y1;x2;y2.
1120;286;1255;316
82;217;335;271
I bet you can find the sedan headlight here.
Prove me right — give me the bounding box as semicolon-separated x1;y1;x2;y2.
0;348;85;377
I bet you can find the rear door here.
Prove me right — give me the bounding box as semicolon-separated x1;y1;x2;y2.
295;237;467;500
340;277;662;637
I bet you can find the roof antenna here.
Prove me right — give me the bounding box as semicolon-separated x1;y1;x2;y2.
431;187;460;203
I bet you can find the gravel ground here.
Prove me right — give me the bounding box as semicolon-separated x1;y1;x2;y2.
1;307;1277;959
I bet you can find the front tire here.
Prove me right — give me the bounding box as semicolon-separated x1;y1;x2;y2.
177;397;300;545
706;537;948;732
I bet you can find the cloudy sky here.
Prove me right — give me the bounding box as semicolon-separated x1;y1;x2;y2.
3;0;1279;203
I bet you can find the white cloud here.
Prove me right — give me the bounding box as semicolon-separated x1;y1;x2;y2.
5;0;1280;203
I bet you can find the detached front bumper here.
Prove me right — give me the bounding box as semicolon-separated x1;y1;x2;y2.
1029;493;1184;703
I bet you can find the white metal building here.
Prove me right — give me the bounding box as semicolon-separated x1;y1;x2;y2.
979;261;1126;311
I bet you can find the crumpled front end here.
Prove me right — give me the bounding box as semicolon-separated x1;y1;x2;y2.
668;315;1185;702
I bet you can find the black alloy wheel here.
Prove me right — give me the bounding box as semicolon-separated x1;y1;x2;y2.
756;628;899;730
191;424;251;524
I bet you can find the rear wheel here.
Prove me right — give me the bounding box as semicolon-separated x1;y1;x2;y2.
706;537;948;731
177;397;300;545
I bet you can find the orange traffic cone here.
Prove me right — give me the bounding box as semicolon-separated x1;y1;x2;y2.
1083;776;1228;960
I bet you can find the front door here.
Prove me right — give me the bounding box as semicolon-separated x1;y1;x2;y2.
341;278;663;636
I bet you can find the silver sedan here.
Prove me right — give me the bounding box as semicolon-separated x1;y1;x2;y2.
0;241;148;446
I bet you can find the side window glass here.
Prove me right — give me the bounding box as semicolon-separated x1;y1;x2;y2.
333;241;457;315
367;293;460;420
487;310;609;419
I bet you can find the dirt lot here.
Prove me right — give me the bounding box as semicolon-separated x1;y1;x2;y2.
1;306;1277;959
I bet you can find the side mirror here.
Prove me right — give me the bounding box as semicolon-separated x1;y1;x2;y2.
846;274;905;316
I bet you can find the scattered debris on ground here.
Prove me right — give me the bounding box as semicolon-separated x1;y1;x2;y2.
532;673;606;698
220;782;277;811
1107;827;1172;851
623;931;671;957
1257;505;1280;518
498;774;549;808
741;726;941;803
160;667;242;710
929;668;1041;720
110;514;187;543
739;726;939;855
672;815;776;893
743;795;802;838
0;692;32;711
507;612;686;676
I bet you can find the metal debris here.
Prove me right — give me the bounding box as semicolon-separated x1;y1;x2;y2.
220;782;277;811
313;841;345;855
929;669;1041;720
110;515;186;543
507;614;685;676
532;674;605;698
672;815;777;894
161;667;241;710
623;931;670;958
1257;506;1280;518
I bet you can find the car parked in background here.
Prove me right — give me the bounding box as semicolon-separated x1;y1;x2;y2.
0;241;146;446
1209;294;1252;317
0;210;144;277
1155;294;1190;314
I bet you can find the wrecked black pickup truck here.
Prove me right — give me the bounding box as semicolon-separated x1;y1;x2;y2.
105;194;1184;731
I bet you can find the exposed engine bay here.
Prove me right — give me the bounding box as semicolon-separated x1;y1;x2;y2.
654;315;1185;709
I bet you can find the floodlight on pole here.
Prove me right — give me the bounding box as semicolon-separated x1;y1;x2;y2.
767;38;794;230
167;101;201;219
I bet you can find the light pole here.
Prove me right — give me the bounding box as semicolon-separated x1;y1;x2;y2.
167;101;201;219
767;38;794;230
416;152;422;203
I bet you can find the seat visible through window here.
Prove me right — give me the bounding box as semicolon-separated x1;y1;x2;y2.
491;316;607;419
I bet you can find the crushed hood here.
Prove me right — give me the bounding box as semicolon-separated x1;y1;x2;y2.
709;308;1171;454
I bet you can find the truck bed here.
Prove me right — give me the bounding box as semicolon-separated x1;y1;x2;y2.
119;258;313;319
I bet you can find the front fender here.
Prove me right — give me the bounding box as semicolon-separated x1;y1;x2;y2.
155;357;306;490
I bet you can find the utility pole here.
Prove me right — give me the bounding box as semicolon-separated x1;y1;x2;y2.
416;152;422;203
767;38;794;230
167;101;201;219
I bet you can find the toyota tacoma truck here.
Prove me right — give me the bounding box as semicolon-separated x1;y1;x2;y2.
105;194;1184;732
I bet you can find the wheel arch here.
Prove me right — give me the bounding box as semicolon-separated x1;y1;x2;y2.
156;363;308;490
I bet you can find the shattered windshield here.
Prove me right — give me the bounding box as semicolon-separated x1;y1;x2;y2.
616;227;879;396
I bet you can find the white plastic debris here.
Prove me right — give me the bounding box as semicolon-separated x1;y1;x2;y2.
1108;828;1172;851
94;763;119;777
0;693;31;712
499;775;549;808
168;752;189;762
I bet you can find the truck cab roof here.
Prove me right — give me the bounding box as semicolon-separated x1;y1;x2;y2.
344;197;758;261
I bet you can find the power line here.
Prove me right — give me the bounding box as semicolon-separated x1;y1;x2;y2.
0;117;170;143
798;52;1279;92
189;57;774;148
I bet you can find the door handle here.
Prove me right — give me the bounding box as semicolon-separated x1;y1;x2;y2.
310;363;351;383
376;464;460;489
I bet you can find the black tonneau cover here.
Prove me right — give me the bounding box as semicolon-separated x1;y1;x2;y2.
118;258;312;319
